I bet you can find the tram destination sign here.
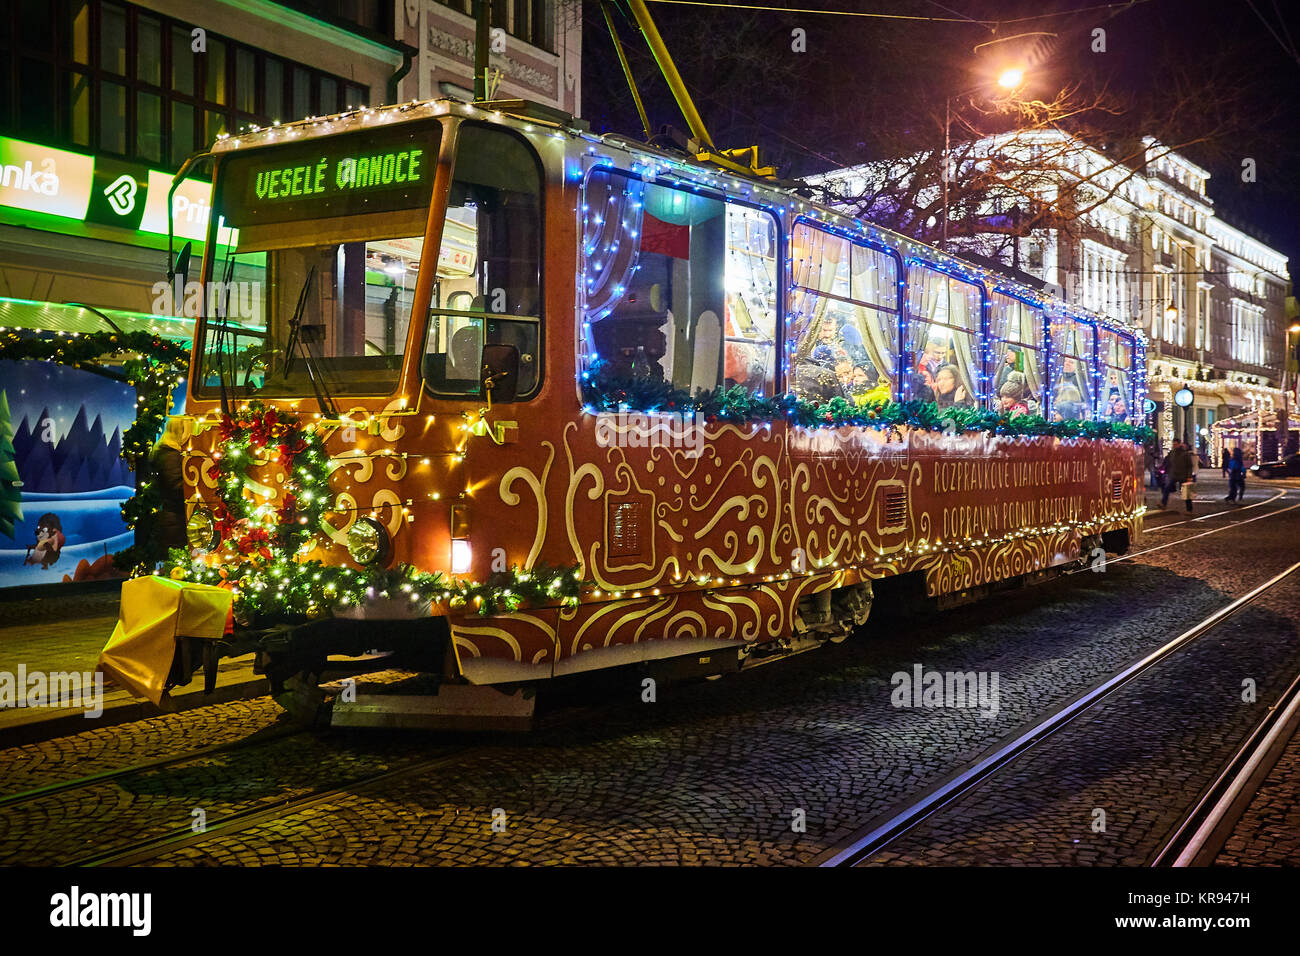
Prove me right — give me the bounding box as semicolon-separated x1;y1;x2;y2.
218;123;438;228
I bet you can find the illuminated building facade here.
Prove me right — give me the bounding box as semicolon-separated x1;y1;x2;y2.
815;131;1292;460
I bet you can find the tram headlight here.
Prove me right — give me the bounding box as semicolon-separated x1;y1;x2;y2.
347;517;390;566
451;538;472;574
450;504;471;573
186;508;218;551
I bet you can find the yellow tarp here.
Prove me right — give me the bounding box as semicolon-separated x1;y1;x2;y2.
97;575;232;706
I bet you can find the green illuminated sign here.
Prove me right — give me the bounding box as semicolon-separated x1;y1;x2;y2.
219;124;438;228
0;136;94;220
251;148;424;202
0;134;225;245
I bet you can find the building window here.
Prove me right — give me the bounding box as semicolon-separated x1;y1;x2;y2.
432;0;555;53
0;0;369;170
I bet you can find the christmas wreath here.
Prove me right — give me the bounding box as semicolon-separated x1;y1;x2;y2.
205;401;330;561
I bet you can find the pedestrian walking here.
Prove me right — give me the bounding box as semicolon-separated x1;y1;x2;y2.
1143;443;1158;490
1221;449;1230;477
1160;439;1194;511
1182;447;1198;512
1225;447;1247;503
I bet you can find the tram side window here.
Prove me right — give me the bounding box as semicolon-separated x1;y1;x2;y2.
425;124;542;398
905;264;981;409
786;223;899;404
1098;328;1134;422
989;293;1045;417
1049;316;1095;420
580;169;778;395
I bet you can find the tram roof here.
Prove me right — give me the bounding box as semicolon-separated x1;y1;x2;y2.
208;97;1144;344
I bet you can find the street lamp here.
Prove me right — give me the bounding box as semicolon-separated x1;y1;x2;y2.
997;67;1025;90
941;67;1030;250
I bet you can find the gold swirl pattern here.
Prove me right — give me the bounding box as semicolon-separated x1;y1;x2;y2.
179;389;1142;684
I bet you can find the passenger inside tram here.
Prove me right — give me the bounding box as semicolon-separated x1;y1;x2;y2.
1052;382;1085;421
915;336;945;388
997;371;1034;417
1104;388;1129;422
932;364;973;409
993;348;1022;393
791;310;889;404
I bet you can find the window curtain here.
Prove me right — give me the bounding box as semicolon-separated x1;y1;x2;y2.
789;225;848;363
848;247;898;387
945;281;980;400
1020;348;1043;406
993;296;1044;407
581;172;645;323
908;266;980;401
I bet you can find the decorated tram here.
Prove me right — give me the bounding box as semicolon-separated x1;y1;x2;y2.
102;94;1149;721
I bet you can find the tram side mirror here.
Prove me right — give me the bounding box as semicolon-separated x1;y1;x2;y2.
481;344;519;404
170;242;192;286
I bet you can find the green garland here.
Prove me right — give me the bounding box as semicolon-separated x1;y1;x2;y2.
580;361;1155;444
0;329;191;568
164;400;583;623
167;549;582;622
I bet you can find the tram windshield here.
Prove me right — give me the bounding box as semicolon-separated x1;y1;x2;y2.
423;123;542;399
197;122;439;397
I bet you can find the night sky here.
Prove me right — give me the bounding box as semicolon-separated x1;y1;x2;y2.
584;0;1300;277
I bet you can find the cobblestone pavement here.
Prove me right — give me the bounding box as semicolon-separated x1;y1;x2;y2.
0;698;285;799
860;571;1300;866
1;483;1295;866
0;715;470;865
1216;713;1300;866
0;583;265;743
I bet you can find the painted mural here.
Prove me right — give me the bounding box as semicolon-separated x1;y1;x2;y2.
0;360;138;587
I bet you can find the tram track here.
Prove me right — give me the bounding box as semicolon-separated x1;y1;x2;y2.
75;745;476;867
816;558;1300;867
1150;663;1300;866
1057;492;1299;579
62;703;596;867
0;723;307;811
1141;489;1289;532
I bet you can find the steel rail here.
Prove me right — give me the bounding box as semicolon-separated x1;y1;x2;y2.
0;723;305;810
71;703;596;867
1152;665;1300;867
816;558;1300;867
76;747;476;867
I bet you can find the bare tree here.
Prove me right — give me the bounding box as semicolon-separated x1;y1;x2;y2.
582;0;1285;268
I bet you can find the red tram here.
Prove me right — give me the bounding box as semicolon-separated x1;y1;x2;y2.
123;97;1146;718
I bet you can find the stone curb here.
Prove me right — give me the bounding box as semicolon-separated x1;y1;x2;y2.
0;674;270;749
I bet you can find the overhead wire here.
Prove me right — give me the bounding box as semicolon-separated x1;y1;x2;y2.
640;0;1156;27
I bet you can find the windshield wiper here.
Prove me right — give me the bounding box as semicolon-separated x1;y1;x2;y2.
204;244;237;417
282;265;314;380
282;266;338;418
